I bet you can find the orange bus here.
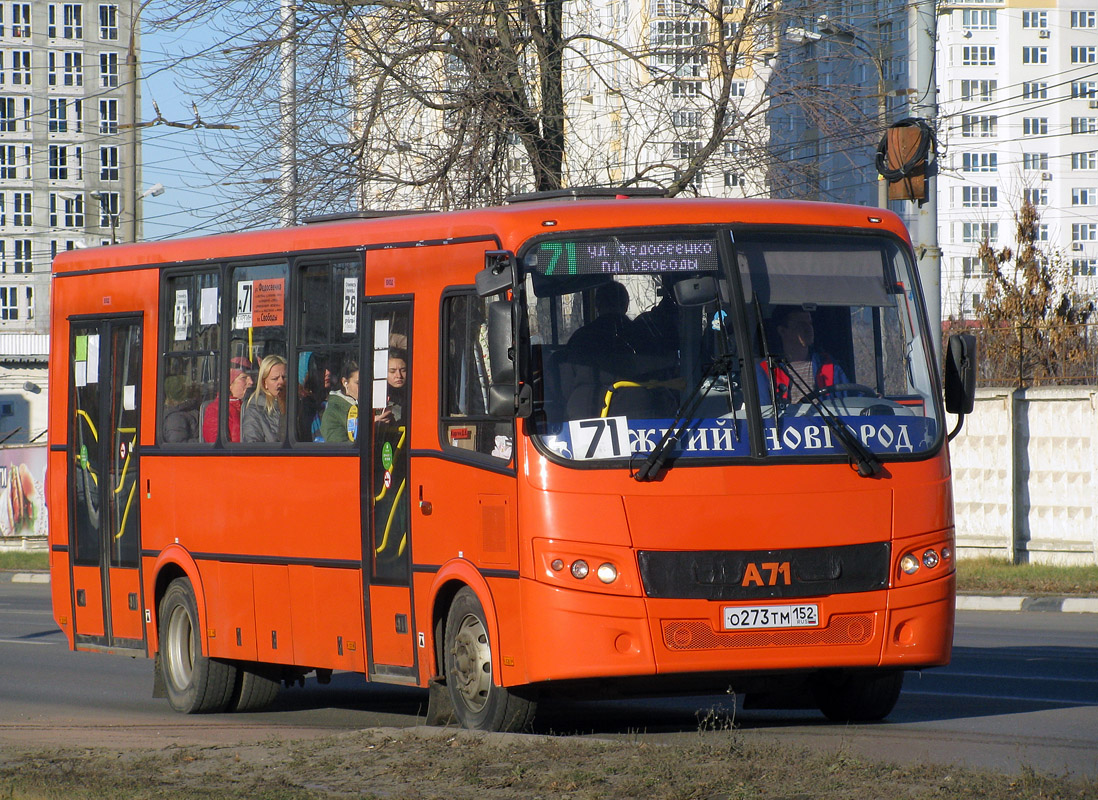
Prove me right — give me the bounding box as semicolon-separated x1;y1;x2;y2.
47;191;975;730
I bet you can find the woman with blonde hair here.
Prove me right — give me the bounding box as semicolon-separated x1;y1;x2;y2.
241;354;287;443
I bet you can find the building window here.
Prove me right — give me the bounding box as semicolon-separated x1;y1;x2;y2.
961;152;997;172
1021;11;1047;28
49;4;83;38
1073;223;1098;242
0;145;13;180
1072;152;1098;170
724;171;742;187
12;192;30;226
672;141;701;160
9;50;29;86
100;146;119;180
48;98;67;132
0;97;14;132
1022;82;1048;100
1023;152;1049;170
961;256;989;278
63;51;83;86
1072;47;1098;64
1072;11;1097;28
99;98;118;134
1022;47;1047;65
960;80;996;101
1023;118;1048;136
0;287;17;321
961;115;997;137
962;223;997;243
1023;187;1049;205
99;5;118;39
1072;82;1098;99
1072;188;1098;205
97;191;119;227
99;52;118;88
961;9;996;29
48;145;68;180
1072;259;1098;276
671;110;702;128
962;186;997;207
1072;118;1098;134
11;4;29;38
670;80;700;97
13;238;31;272
961;46;995;66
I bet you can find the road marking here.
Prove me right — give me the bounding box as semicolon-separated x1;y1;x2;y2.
903;688;1098;706
0;638;55;646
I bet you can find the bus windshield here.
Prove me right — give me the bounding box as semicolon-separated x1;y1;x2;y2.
522;228;941;467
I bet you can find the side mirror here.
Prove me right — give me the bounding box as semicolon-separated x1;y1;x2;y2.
485;299;532;418
944;333;976;415
476;251;517;297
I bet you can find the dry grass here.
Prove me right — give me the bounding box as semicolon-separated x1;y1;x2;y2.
956;557;1098;597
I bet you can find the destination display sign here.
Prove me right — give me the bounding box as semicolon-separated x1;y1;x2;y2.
530;237;719;276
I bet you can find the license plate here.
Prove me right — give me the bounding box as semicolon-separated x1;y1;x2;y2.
722;603;819;630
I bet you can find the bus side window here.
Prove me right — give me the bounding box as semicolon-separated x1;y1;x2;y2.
440;291;514;460
229;262;288;445
161;270;219;445
296;259;361;443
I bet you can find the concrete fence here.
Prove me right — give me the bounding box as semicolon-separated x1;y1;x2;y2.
950;386;1098;566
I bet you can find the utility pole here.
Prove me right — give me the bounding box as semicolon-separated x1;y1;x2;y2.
911;0;942;355
279;0;298;226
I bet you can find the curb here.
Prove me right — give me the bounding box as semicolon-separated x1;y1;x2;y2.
956;594;1098;614
0;571;50;584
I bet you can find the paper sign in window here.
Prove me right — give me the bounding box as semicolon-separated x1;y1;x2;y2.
199;287;219;326
173;289;189;342
251;279;285;327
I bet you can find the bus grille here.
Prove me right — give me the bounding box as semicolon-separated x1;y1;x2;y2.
661;614;874;650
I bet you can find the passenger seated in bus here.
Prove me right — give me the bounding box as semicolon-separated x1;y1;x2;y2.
201;357;254;443
297;352;330;442
241;354;288;442
320;360;359;443
162;376;203;443
757;306;848;404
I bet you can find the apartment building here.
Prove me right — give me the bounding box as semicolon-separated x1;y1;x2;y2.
0;0;138;335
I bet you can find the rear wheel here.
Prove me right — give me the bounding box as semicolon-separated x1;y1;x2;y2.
231;664;281;712
159;578;237;714
443;587;536;732
812;669;904;722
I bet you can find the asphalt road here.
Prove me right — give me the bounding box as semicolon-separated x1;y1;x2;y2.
2;577;1096;778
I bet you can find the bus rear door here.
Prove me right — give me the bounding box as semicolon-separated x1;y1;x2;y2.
361;299;417;682
66;316;146;653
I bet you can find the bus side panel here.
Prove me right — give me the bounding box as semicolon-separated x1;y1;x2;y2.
49;547;75;648
108;568;144;641
209;560;258;662
253;564;293;664
290;565;366;673
71;565;106;637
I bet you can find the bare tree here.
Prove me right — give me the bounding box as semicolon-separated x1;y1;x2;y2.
157;0;876;225
952;198;1097;386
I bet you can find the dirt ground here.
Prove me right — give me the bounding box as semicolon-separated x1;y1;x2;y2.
2;725;1096;800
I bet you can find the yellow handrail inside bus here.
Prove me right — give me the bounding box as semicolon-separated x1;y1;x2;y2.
76;409;99;441
113;439;135;496
600;378;686;418
115;480;137;540
374;478;407;557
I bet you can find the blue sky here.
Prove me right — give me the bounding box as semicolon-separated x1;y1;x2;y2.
138;22;254;241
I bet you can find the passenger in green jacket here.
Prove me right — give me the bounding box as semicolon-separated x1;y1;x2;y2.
321;360;359;443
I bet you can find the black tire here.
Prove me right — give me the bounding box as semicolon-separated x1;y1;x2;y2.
443;587;536;732
812;669;904;722
158;578;237;714
231;664;281;712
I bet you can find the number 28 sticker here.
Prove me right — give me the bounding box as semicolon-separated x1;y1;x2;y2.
567;416;629;460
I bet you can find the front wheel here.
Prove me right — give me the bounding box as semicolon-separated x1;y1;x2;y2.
812;669;904;722
443;587;536;732
159;578;237;713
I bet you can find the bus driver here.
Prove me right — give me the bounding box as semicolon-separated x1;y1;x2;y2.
758;306;847;404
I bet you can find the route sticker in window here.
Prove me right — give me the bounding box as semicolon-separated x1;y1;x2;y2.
342;277;359;335
173;289;189;342
567;416;630;460
234;280;253;329
251;279;285;327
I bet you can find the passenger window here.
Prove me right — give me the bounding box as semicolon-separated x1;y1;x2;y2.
161;270;219;445
230;263;288;445
441;292;514;460
297;259;361;443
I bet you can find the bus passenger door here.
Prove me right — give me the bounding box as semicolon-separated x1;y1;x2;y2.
67;317;145;653
361;299;417;682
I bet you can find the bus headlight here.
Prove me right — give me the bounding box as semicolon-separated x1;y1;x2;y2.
900;553;920;575
922;549;940;569
570;560;590;580
596;563;618;584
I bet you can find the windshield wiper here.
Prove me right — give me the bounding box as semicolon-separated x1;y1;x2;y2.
633;352;736;482
775;357;883;478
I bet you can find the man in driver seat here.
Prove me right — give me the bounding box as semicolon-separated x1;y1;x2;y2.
759;306;848;403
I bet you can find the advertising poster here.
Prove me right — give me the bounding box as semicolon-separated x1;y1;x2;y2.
0;445;47;540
